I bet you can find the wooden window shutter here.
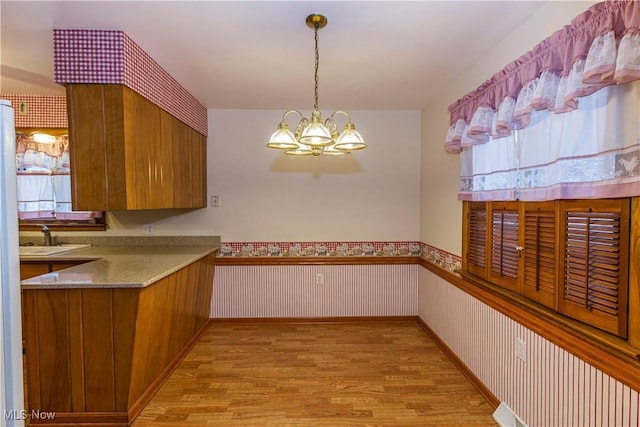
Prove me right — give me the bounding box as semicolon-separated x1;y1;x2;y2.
489;202;520;292
464;202;488;278
521;202;558;309
559;199;630;338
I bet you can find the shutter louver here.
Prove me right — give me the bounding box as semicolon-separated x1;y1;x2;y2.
468;206;486;270
522;204;557;308
489;204;520;291
560;200;629;338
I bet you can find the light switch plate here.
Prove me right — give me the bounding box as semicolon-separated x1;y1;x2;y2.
516;338;526;362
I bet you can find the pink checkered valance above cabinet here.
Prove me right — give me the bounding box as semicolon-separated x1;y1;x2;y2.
1;95;67;128
53;29;208;136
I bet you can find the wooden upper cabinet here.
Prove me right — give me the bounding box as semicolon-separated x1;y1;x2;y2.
66;84;206;211
66;84;114;211
169;116;207;209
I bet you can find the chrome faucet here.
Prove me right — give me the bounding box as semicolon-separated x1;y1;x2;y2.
39;224;53;246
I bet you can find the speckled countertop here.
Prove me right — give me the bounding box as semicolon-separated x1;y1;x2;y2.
20;236;219;289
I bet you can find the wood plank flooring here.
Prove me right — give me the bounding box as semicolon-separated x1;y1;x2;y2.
132;321;497;426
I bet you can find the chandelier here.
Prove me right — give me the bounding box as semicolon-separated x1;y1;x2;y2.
266;14;367;157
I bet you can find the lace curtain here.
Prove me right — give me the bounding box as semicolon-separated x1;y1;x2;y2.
16;132;101;220
445;1;640;201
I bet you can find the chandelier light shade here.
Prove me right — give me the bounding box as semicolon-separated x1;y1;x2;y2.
266;13;367;157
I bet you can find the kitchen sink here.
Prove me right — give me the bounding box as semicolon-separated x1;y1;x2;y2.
19;244;91;256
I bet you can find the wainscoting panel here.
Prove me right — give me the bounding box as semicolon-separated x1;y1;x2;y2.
212;264;417;318
418;268;640;427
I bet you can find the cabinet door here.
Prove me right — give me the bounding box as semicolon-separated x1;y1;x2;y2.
124;90;165;209
51;261;88;272
170;119;207;209
190;127;207;208
21;261;90;280
172;118;193;208
171;118;191;207
67;85;111;211
67;84;128;211
157;109;175;208
20;262;50;280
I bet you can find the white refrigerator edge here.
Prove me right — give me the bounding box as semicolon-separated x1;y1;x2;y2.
0;99;25;426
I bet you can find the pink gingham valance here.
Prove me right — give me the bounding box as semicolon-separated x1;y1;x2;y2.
445;1;640;154
54;29;208;136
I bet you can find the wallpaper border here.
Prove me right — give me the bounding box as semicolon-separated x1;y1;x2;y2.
219;241;462;272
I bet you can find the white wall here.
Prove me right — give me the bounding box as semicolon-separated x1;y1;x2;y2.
213;264;417;318
419;1;598;256
418;268;639;426
104;109;421;242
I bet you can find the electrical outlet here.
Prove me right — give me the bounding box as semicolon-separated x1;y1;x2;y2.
142;224;154;235
516;337;527;362
315;273;324;285
211;195;220;207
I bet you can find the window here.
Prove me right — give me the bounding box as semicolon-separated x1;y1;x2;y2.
463;198;630;338
16;128;104;230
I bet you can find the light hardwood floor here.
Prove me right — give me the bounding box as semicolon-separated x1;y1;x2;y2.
132;321;497;426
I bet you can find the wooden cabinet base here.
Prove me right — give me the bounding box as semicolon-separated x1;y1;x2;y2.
22;254;215;426
24;321;210;427
20;260;90;280
126;319;210;422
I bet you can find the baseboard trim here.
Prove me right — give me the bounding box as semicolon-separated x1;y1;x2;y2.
210;316;419;324
416;317;500;409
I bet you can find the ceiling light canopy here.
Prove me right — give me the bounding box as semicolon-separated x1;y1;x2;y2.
266;14;367;157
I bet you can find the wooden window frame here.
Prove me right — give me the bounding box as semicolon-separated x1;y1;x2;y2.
18;220;106;232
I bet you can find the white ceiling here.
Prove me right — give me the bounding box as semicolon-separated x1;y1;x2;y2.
1;1;549;111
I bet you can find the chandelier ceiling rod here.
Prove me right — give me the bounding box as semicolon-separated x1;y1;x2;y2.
310;14;323;113
266;13;367;157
